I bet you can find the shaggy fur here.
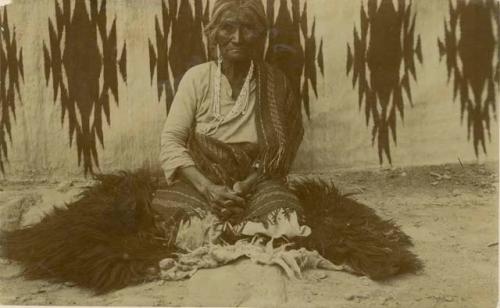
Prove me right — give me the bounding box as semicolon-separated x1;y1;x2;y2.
289;177;423;280
1;170;175;294
1;170;422;294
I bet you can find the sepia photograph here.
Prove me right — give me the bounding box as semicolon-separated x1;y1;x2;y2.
0;0;498;307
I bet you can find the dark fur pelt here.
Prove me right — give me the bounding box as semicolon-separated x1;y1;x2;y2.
1;169;175;294
1;170;422;294
289;177;423;280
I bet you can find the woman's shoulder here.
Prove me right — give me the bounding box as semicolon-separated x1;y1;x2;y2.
182;61;215;83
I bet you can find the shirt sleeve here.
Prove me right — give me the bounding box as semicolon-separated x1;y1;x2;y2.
159;69;198;185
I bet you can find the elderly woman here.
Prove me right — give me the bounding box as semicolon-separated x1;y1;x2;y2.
0;0;421;294
155;0;310;250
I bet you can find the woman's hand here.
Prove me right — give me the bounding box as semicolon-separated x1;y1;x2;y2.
204;184;245;207
232;180;252;197
178;166;245;217
232;170;260;197
203;184;245;216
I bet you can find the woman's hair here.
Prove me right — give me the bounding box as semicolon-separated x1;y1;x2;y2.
204;0;268;58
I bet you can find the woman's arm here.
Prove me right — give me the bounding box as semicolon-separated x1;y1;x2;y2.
179;166;245;213
159;71;198;185
160;67;244;212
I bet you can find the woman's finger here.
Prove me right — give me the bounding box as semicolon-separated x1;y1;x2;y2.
221;199;244;212
213;195;232;207
221;199;235;207
221;192;245;206
220;208;232;219
228;206;244;215
232;182;244;195
209;200;225;214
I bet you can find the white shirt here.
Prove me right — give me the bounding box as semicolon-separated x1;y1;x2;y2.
160;62;258;184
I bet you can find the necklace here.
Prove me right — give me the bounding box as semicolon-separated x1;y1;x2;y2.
202;59;254;136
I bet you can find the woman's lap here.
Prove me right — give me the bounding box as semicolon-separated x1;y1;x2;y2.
151;179;310;250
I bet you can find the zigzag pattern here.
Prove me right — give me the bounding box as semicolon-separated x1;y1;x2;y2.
0;8;23;174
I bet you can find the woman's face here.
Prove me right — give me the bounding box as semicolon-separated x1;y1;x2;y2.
215;8;263;62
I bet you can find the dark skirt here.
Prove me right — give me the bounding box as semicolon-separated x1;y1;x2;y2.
151;178;309;250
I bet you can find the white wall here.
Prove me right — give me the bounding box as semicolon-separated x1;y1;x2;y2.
1;0;498;179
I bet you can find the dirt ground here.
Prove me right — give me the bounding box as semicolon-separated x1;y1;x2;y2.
0;162;497;307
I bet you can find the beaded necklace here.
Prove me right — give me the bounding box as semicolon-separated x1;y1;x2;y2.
201;59;254;136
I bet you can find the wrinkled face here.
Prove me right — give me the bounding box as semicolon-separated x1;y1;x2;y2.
215;8;264;62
